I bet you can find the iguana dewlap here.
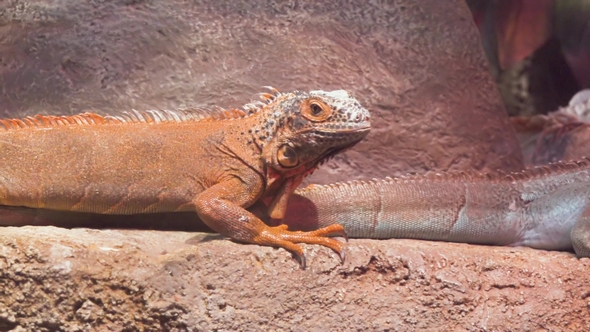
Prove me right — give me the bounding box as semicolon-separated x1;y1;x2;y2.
0;88;371;266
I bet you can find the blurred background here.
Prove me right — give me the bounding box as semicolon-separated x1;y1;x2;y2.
467;0;590;116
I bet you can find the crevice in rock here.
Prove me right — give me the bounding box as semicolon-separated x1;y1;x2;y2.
0;317;18;331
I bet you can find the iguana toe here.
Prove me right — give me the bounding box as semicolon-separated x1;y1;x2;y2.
254;223;347;268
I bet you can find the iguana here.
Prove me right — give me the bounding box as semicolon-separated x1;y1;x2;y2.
0;88;371;266
5;89;590;264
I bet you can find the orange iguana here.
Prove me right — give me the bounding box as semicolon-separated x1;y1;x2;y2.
0;88;371;267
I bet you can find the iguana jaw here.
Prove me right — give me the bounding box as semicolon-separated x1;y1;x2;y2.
253;88;370;220
264;131;369;220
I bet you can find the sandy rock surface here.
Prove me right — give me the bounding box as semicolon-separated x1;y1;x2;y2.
1;226;589;331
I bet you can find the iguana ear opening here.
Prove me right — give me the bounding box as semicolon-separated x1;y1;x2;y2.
277;144;299;168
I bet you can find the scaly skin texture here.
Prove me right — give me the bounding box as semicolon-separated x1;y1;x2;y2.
278;159;590;257
0;88;371;266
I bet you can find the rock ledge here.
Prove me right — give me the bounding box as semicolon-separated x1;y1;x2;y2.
1;226;588;331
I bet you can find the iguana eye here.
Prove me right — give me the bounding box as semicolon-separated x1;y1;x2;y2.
302;99;332;122
277;145;298;168
310;103;323;116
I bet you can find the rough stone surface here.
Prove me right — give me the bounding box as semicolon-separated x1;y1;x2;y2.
1;226;589;331
0;0;523;185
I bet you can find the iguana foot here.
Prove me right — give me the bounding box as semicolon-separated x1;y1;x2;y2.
254;223;347;268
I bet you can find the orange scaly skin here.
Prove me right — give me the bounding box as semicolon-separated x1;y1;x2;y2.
0;88;371;267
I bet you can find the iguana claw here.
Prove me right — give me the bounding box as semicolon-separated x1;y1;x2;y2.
254;223;347;268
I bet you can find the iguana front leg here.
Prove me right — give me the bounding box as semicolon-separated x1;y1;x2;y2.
194;178;345;267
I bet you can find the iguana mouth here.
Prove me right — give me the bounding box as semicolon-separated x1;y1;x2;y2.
319;127;371;135
298;125;370;136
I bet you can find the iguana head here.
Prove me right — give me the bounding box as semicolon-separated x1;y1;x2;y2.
249;88;371;218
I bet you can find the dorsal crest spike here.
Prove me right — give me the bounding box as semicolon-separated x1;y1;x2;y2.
0;106;256;131
262;86;281;95
0;86;295;132
259;93;275;102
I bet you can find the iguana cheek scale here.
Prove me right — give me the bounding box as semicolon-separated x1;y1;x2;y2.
0;88;371;267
